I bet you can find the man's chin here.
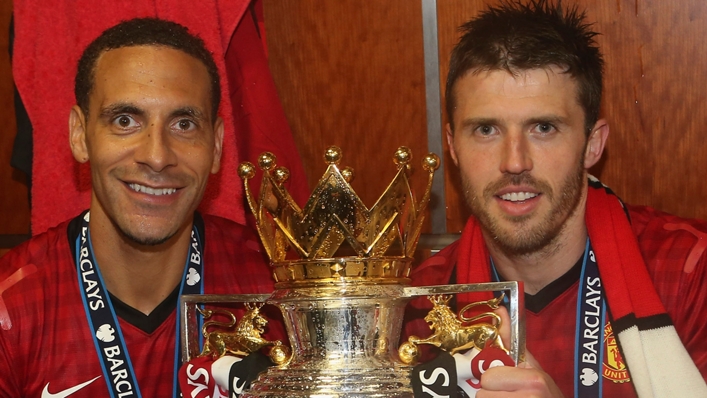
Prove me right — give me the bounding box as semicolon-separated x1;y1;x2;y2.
114;212;193;247
481;216;556;256
493;233;555;257
119;226;179;247
127;234;174;246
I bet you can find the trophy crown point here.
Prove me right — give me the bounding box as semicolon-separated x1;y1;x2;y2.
341;167;354;183
324;146;342;164
273;167;290;185
258;152;277;171
393;146;412;166
238;162;256;179
423;153;441;172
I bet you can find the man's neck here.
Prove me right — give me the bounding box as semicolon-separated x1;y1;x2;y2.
88;211;193;315
485;196;589;295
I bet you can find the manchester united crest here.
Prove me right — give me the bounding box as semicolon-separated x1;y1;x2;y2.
602;323;630;383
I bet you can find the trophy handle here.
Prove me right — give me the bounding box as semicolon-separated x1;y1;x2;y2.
403;281;526;365
179;294;273;363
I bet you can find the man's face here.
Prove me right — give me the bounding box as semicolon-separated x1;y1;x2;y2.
70;45;223;246
447;67;605;256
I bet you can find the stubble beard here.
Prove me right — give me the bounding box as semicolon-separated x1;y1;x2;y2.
462;160;586;257
113;213;183;247
121;227;178;246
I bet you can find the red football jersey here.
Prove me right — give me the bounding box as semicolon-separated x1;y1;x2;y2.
525;280;636;396
404;204;707;397
0;213;281;397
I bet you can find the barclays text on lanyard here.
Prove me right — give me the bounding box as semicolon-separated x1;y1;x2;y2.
491;238;607;398
573;238;606;398
74;211;204;398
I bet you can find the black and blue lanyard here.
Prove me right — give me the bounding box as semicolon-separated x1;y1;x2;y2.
490;238;606;398
75;212;204;398
573;238;606;398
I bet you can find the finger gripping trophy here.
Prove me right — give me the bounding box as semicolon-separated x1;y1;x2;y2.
181;146;524;397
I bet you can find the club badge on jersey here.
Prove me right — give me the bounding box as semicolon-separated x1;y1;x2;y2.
601;323;630;384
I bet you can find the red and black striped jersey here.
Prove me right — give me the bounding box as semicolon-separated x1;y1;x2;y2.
0;212;280;397
405;204;707;397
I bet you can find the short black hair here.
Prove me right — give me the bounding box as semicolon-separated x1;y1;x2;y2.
446;0;603;133
75;17;221;120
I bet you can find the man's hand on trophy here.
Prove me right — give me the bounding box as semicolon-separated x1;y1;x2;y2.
179;352;272;397
475;307;565;398
476;355;565;398
411;340;516;397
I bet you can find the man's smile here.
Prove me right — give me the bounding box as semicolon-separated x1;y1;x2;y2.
491;185;544;218
498;191;540;202
127;182;178;196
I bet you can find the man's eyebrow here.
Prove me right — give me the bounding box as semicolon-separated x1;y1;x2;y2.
457;117;498;131
525;116;566;126
99;103;144;119
169;107;207;121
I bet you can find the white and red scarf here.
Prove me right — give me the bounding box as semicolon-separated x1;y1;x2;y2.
455;180;707;397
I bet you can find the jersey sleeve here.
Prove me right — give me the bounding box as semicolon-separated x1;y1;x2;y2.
631;206;707;380
673;248;707;379
0;250;29;397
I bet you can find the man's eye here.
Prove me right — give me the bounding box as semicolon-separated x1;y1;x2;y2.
175;119;195;131
476;125;495;136
535;123;555;134
113;115;138;129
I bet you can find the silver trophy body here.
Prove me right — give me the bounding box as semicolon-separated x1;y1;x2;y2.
246;278;413;397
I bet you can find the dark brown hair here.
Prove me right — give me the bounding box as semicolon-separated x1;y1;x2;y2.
446;0;603;133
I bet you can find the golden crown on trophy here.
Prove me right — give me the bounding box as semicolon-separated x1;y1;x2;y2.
237;146;439;285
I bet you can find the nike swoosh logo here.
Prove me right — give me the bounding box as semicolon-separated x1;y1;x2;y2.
42;376;101;398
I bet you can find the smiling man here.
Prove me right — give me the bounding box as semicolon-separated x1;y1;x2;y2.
0;18;277;397
407;1;707;397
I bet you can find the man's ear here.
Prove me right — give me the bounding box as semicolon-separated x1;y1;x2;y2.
69;105;89;163
446;123;459;166
210;117;224;174
584;119;609;169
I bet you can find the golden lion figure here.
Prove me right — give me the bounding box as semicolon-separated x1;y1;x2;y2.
399;294;507;364
198;303;290;365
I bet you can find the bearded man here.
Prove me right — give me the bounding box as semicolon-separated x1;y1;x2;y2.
406;1;707;397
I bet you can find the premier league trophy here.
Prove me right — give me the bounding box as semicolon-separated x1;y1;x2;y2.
180;146;524;397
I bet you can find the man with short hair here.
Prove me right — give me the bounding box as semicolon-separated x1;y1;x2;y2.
0;18;277;397
407;1;707;396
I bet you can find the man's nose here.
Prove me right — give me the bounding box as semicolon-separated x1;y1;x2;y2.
134;124;178;172
499;132;533;175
